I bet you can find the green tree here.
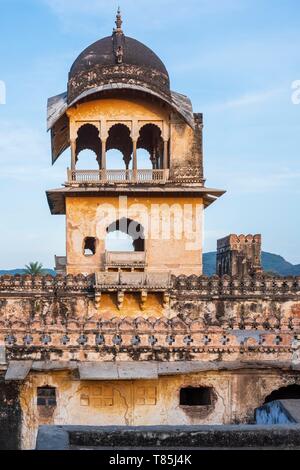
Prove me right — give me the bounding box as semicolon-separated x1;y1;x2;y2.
24;262;45;275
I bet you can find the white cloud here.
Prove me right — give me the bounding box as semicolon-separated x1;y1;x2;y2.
208;87;284;111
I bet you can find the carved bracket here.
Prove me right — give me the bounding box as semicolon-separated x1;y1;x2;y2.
94;293;101;310
140;290;148;310
163;292;170;309
117;291;125;310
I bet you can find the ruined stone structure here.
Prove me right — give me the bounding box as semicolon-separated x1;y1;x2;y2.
217;234;262;277
1;11;300;450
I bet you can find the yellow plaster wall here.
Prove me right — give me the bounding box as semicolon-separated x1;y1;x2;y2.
170;115;196;167
67;97;170;139
20;370;292;449
65;196;203;276
67;97;195;166
19;371;229;449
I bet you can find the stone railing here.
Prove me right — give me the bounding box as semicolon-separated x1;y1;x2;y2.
96;271;171;289
67;169;169;185
105;251;146;269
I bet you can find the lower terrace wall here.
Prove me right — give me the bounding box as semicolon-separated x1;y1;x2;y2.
19;369;300;449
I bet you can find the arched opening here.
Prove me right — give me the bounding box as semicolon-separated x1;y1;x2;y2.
106;149;126;170
83;237;97;256
76;124;101;168
106;124;133;169
106;218;145;252
106;231;136;252
264;384;300;404
76;149;99;170
137;124;164;169
136;149;153;170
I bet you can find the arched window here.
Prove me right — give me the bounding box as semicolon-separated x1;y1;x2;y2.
106;124;133;169
83;237;97;256
106;218;145;252
106;149;126;170
136;148;153;170
137;124;164;169
76;124;101;169
264;384;300;404
76;149;99;170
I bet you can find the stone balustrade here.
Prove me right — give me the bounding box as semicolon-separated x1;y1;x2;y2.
104;251;146;269
67;169;169;185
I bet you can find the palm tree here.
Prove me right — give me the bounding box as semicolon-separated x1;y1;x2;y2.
24;262;45;275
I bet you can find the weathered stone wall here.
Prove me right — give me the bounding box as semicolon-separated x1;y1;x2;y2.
1;273;300;449
65;196;203;276
0;274;300;362
19;369;300;449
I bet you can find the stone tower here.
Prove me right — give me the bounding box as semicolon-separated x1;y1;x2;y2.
47;10;224;279
1;12;300;451
216;234;262;277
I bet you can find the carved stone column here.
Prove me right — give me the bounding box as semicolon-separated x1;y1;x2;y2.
101;139;107;172
132;140;137;181
70;140;76;171
163;139;169;170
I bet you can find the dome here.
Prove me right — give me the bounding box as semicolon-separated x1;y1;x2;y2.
70;36;169;80
67;10;170;104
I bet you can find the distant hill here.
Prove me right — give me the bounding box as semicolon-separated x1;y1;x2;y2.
1;253;299;277
0;269;56;276
203;252;300;276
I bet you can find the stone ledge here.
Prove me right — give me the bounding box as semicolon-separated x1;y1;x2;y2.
4;360;300;381
36;424;300;450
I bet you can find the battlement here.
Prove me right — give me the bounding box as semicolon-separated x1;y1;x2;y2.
217;234;261;250
0;273;299;296
217;233;262;277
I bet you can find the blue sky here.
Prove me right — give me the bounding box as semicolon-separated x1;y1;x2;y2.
0;0;299;268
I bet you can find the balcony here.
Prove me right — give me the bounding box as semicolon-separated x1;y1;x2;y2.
96;271;171;289
67;169;169;185
105;251;146;271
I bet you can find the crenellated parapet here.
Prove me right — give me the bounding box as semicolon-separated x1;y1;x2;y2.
0;273;300;363
173;274;300;297
0;273;300;296
217;234;262;277
0;274;94;293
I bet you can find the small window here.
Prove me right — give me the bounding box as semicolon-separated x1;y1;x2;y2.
37;386;57;407
180;387;212;406
84;237;96;256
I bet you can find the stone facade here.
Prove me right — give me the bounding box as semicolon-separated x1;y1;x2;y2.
0;273;300;448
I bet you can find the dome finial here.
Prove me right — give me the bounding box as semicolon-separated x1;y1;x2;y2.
114;6;123;33
113;7;124;64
